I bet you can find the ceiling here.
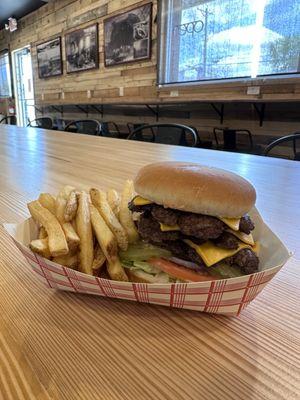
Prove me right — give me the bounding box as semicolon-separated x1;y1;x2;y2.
0;0;47;29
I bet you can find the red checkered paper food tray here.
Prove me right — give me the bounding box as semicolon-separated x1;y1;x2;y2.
3;208;290;316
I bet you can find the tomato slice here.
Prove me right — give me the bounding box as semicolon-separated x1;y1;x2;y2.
148;258;218;282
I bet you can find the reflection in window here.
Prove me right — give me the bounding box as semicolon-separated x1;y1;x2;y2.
159;0;300;84
0;52;12;97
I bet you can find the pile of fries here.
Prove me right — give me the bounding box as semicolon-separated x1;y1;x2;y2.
27;181;138;281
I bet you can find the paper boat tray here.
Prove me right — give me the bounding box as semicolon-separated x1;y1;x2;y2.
4;208;290;316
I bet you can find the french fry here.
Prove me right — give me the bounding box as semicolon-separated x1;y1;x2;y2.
107;259;129;282
92;245;106;275
55;196;66;223
55;185;75;223
90;204;128;281
90;204;117;259
61;185;76;199
38;193;56;215
53;253;78;269
62;222;80;250
90;188;128;251
71;219;77;232
76;192;94;275
39;226;47;239
64;190;78;222
29;238;51;259
107;189;120;217
54;187;80;250
27;200;68;257
119;180;139;244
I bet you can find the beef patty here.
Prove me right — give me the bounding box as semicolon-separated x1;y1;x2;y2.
136;214;258;273
137;213;225;245
228;248;259;274
239;215;255;234
162;240;259;275
131;199;258;275
214;232;239;249
159;240;205;267
178;213;225;241
129;199;255;235
151;205;178;226
137;214;180;243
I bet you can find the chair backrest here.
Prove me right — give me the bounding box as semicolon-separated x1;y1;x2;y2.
127;123;135;134
213;127;253;148
53;118;66;131
235;129;253;148
264;133;300;159
127;123;147;134
127;123;198;147
189;126;202;145
101;121;120;137
27;117;53;129
64;120;101;135
0;116;17;125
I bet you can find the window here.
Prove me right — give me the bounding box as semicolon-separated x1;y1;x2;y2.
159;0;300;85
0;51;12;97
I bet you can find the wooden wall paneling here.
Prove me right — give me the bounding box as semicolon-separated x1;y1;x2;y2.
0;0;299;141
1;0;159;106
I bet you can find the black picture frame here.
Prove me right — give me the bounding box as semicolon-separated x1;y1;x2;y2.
65;24;99;74
36;37;63;79
104;3;152;67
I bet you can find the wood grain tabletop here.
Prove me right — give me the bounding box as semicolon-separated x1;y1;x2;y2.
0;125;299;400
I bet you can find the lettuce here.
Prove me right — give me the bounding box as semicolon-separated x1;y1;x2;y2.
119;242;171;262
209;263;243;278
121;260;160;275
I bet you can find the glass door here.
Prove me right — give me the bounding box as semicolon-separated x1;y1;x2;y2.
12;46;35;126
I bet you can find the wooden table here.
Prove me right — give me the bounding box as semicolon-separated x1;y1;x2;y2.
0;125;299;400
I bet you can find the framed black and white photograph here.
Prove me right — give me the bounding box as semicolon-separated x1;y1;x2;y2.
65;24;99;74
104;3;152;67
37;37;63;79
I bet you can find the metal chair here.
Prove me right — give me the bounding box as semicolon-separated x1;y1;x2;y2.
127;123;147;134
64;120;101;135
189;126;212;149
27;117;53;129
101;121;120;137
127;123;135;134
127;123;198;147
53;118;67;131
213;127;253;151
0;116;17;125
264;133;300;160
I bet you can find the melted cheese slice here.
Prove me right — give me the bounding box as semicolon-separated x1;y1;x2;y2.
219;217;241;231
133;196;153;206
252;241;260;254
160;223;180;232
184;240;252;267
226;229;254;246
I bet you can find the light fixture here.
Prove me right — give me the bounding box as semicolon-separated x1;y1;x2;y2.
5;17;18;32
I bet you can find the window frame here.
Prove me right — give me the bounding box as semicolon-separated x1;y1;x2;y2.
157;0;300;88
0;49;13;98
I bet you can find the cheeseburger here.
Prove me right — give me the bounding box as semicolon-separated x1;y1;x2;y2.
126;162;259;283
